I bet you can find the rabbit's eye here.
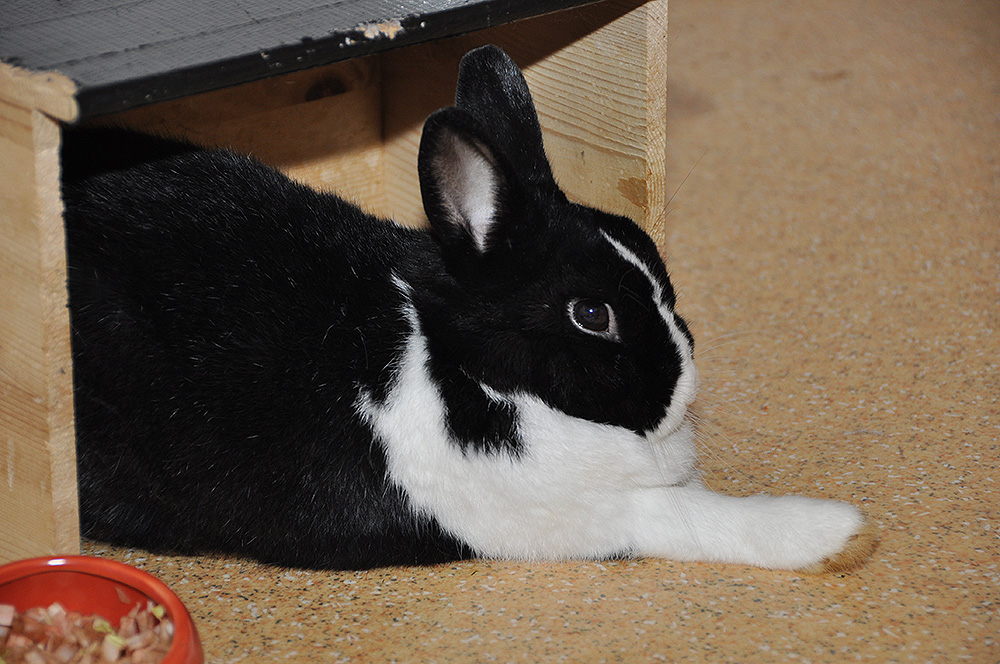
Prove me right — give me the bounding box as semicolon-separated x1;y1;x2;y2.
574;300;609;330
569;299;620;341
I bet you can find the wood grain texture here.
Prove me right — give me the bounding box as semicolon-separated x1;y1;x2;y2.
0;99;79;563
101;57;388;210
0;62;79;122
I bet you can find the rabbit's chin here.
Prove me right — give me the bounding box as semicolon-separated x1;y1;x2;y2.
636;343;700;489
643;416;701;488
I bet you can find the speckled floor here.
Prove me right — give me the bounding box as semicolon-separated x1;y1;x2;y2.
83;1;999;662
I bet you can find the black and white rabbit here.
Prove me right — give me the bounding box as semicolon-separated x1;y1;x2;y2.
64;45;877;572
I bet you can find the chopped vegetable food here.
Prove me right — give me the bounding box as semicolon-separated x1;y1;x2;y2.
0;600;173;663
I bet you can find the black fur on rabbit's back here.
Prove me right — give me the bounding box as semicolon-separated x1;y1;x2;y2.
64;127;469;568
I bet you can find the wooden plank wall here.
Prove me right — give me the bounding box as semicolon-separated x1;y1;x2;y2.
102;57;387;211
0;99;80;562
106;0;668;238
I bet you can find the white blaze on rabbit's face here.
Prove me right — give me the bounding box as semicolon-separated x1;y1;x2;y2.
600;230;699;434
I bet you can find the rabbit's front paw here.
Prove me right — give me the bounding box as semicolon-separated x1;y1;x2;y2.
737;495;880;573
763;496;879;573
629;487;879;572
796;512;880;574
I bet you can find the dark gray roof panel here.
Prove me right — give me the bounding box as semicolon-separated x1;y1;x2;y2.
1;0;600;118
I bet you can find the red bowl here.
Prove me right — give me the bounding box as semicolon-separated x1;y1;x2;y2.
0;555;202;664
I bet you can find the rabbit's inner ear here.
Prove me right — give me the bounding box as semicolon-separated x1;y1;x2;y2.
433;130;500;253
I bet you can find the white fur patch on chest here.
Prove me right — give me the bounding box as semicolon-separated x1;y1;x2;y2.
356;292;700;560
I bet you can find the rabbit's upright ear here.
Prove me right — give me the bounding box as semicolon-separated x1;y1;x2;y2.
418;108;522;257
454;45;559;192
